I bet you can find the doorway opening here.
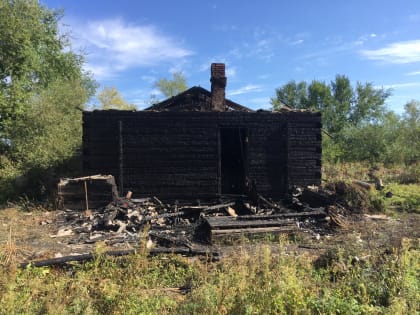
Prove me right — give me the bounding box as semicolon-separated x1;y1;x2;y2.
220;128;247;194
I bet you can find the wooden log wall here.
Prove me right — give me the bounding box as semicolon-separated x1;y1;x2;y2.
287;116;322;188
83;110;321;200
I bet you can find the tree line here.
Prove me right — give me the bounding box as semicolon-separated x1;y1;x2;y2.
271;77;419;165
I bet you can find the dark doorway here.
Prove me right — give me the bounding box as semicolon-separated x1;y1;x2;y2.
220;128;247;194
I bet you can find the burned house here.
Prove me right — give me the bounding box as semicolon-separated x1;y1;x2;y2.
82;64;322;201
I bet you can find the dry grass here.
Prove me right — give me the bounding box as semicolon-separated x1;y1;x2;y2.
322;161;420;184
0;227;17;268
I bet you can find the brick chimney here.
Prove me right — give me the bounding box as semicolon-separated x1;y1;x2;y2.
210;63;226;111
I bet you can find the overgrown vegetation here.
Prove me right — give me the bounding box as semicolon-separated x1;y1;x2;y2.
383;183;420;213
0;0;96;203
0;237;418;314
322;162;420;214
272;78;420;165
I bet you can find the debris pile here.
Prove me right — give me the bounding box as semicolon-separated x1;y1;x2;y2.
53;190;336;251
48;175;370;262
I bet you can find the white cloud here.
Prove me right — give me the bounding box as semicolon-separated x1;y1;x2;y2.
361;40;420;64
71;18;193;79
84;64;117;80
406;70;420;76
228;84;263;96
297;34;379;62
379;81;420;89
289;39;304;46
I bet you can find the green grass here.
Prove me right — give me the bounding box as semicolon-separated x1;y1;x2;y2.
0;238;419;314
323;162;420;214
382;183;420;214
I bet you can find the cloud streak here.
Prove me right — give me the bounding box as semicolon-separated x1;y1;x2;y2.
379;81;420;89
406;70;420;76
361;40;420;64
71;18;193;79
228;84;263;96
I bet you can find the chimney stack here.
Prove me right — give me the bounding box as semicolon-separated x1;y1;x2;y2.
210;63;226;111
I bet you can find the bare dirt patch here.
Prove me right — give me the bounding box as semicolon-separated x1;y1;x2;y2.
0;208;100;261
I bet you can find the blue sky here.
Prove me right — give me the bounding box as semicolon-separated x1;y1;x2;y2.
43;0;420;113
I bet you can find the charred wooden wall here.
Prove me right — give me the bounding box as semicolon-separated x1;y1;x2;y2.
83;110;321;200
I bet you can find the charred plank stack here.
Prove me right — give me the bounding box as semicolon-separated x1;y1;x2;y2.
204;209;327;242
57;175;118;210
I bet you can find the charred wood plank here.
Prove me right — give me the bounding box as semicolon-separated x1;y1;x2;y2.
205;217;295;229
236;209;327;220
201;202;236;213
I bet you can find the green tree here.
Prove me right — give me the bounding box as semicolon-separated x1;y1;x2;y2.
154;72;187;98
10;79;89;168
271;75;393;163
0;0;87;136
350;82;390;126
270;80;307;109
271;75;390;135
398;100;420;164
0;0;95;201
97;87;136;110
340;124;387;163
331;75;352;132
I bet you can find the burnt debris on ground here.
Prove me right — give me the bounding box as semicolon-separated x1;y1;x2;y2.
52;175;353;255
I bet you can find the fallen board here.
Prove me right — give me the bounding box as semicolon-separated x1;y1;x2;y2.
236;209;327;220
